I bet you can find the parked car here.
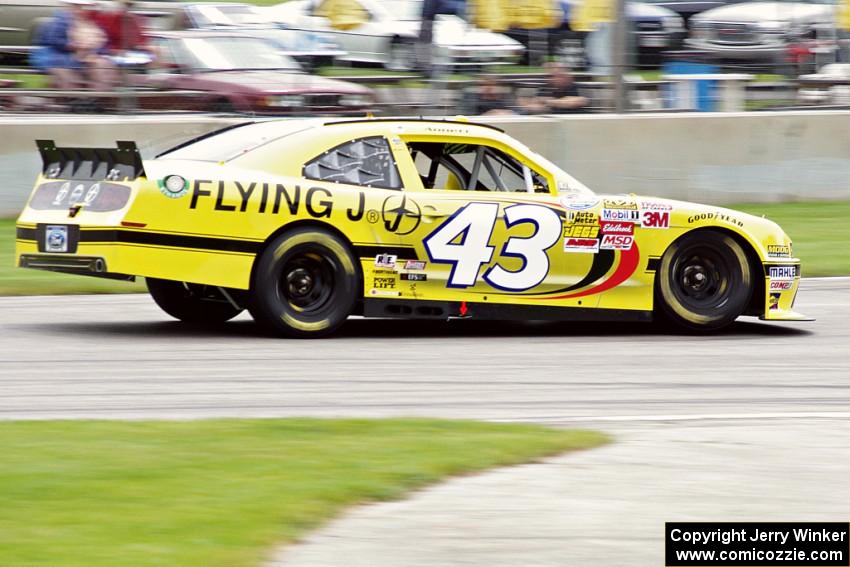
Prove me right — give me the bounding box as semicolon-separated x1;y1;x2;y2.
686;0;842;69
182;3;346;67
638;0;745;28
506;0;686;69
797;62;850;103
268;0;525;71
136;32;374;114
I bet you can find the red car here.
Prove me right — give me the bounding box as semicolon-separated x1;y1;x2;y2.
137;31;374;114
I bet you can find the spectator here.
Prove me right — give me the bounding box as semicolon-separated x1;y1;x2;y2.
473;76;515;115
31;0;115;92
92;0;155;69
519;62;589;114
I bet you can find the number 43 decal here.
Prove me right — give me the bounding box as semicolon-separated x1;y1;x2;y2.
423;202;562;291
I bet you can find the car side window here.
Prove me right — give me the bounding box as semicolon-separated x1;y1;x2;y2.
407;141;549;193
303;136;402;190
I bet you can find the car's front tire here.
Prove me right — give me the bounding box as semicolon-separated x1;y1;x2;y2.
147;278;244;323
248;227;359;338
655;230;753;331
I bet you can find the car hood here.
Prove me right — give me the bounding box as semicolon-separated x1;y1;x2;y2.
194;71;371;94
433;16;523;47
627;2;680;19
692;2;836;24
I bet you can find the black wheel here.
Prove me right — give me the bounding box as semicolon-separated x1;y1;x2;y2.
146;278;244;324
655;231;753;331
248;228;359;338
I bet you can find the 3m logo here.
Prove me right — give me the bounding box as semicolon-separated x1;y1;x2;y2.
641;211;670;229
600;234;634;250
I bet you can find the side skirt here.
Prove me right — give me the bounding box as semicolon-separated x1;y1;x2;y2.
363;298;653;323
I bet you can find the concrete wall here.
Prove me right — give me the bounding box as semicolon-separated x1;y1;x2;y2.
3;111;850;216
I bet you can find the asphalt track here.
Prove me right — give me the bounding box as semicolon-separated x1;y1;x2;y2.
0;278;846;422
2;278;848;566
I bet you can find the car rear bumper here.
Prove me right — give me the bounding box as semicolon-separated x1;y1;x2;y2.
685;39;785;61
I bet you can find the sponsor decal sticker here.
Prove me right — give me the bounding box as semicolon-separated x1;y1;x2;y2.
373;276;397;289
564;237;600;253
687;212;744;228
602;198;638;210
563;224;599;238
600;221;634;235
374;254;397;269
641;210;670;229
769;266;796;280
639;200;672;211
566;211;598;224
600;234;634;250
369;289;401;297
767;244;791;258
770;280;793;291
400;273;427;281
602;208;640;223
769;292;781;310
404;260;427;270
559;195;600;210
159;175;189;199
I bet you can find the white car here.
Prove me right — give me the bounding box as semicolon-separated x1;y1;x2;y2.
268;0;525;71
798;63;850;103
687;0;841;65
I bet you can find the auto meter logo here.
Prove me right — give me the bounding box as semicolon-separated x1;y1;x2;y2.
381;195;421;235
641;210;670;229
600;221;633;235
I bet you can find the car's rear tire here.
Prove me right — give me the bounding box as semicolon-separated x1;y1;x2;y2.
248;228;359;338
655;230;753;331
146;278;243;323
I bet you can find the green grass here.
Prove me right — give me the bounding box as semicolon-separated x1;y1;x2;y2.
0;419;607;567
3;200;848;295
0;73;49;89
731;201;850;276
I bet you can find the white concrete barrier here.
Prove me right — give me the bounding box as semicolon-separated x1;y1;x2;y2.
3;111;850;216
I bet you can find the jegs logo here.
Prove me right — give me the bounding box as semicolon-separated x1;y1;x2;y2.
600;234;634;250
641;210;669;229
563;224;599;238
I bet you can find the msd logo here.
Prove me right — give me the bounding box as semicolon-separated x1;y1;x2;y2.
600;234;634;250
641;211;670;229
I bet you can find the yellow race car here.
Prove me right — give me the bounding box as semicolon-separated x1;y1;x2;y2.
15;118;810;337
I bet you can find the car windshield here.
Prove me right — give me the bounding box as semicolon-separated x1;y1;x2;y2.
191;4;268;26
178;36;301;71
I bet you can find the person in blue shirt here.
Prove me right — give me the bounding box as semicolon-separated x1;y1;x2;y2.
30;0;115;93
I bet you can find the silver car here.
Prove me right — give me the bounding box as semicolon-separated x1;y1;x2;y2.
268;0;525;71
687;0;841;65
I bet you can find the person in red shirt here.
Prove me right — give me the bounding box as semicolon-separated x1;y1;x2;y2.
92;0;154;67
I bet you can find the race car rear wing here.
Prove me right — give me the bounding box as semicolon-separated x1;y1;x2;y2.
36;140;146;182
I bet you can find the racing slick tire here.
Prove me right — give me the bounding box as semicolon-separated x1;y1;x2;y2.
655;230;753;332
146;278;244;323
248;227;359;338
